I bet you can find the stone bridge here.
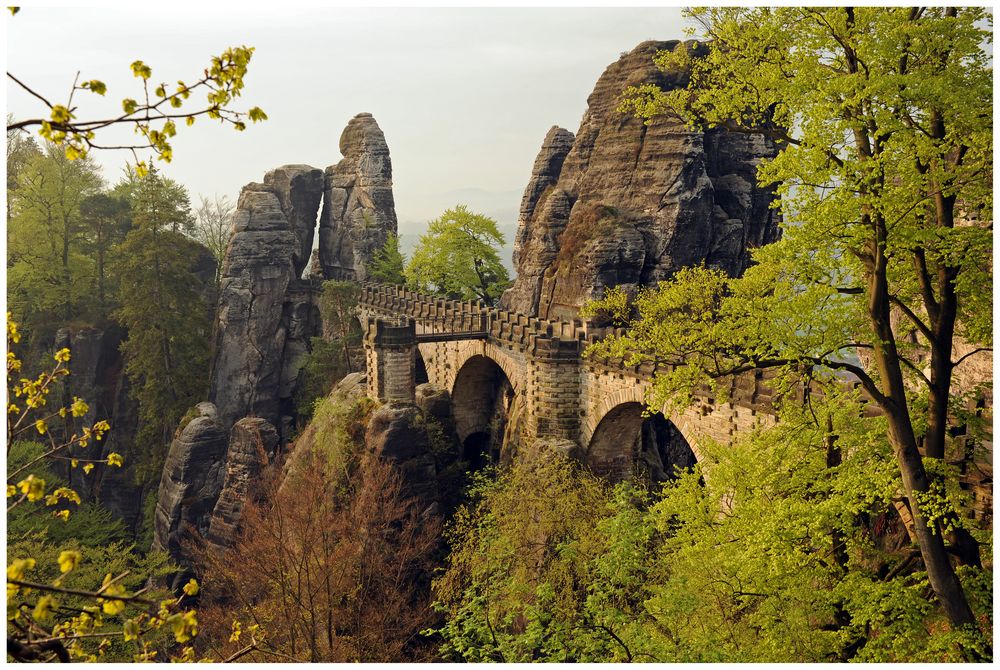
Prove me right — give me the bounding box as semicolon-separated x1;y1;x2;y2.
358;284;799;479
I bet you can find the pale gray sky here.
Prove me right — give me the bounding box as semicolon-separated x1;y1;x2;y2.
7;6;689;260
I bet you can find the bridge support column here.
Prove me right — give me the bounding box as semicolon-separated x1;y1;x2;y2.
525;337;581;442
364;317;417;404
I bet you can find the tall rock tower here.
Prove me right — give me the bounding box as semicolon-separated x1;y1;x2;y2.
318;112;398;281
501;40;780;319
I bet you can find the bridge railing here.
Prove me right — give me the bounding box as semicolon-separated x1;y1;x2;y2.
358;282;612;346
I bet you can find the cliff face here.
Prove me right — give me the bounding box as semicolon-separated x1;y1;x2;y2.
208;168;323;433
319;113;398;281
156;115;398;570
502;40;780;319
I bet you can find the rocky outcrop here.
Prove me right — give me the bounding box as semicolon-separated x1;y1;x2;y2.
161;115;399;564
262;165;326;277
319;113;398;281
510;126;575;272
205;417;279;550
502;40;780;319
152;403;228;570
208;173;323;433
365;403;438;502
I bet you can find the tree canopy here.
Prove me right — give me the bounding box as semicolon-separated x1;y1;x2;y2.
405;205;511;304
602;6;992;653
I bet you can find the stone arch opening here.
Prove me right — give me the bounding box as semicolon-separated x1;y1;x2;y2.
414;348;429;385
452;355;516;469
587;402;696;483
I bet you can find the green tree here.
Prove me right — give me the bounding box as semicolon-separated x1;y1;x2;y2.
640;391;991;662
6;114;41;191
7;143;103;331
431;456;653;662
112;169;212;482
367;232;406;285
610;6;991;650
295;281;364;419
6;318;205;663
79;193;132;319
405;205;510;304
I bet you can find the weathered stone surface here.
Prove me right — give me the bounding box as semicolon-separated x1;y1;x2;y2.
205;417;279;550
208;183;322;433
415;383;451;422
279;372;369;494
366;403;429;461
365;402;437;501
152;403;228;566
501;40;780;319
528;437;586;462
511;126;575;272
262;164;325;277
319;113;398;281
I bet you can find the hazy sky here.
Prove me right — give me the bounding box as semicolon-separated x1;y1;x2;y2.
7;5;689;254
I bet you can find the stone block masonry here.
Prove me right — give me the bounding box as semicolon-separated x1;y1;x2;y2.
358;284;781;460
365;318;417;404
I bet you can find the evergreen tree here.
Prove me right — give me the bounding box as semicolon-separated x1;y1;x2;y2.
79;193;132;319
367;233;406;285
113;169;212;482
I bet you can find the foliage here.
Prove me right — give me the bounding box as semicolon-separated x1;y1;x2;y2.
367;232;407;284
7;11;266;174
642;391;990;662
433;397;992;662
6;317;206;662
7;440;127;548
6;115;41;191
293;338;352;422
294;280;364;421
579;285;631;328
6;143;104;332
112;170;212;483
406;205;511;304
197;393;441;662
612;6;992;647
431;455;653;662
79;192;132;318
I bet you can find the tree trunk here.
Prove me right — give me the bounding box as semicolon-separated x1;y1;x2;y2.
868;240;981;644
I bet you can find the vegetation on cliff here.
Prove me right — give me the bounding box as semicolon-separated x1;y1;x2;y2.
612;6;992;653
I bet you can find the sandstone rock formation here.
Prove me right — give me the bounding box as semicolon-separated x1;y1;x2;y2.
205;417;279;550
319;113;398;281
152;402;228;569
155;115;405;565
365;403;438;502
262;165;326;277
502;40;780;319
208;167;324;433
510;126;575;272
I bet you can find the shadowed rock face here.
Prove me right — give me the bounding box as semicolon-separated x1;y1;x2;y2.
262;165;326;277
501;40;780;319
209;186;304;431
319;113;398;281
205;417;279;550
208;165;327;434
152;403;228;567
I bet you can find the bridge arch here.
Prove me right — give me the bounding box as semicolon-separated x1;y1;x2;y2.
451;351;522;470
585;387;700;482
